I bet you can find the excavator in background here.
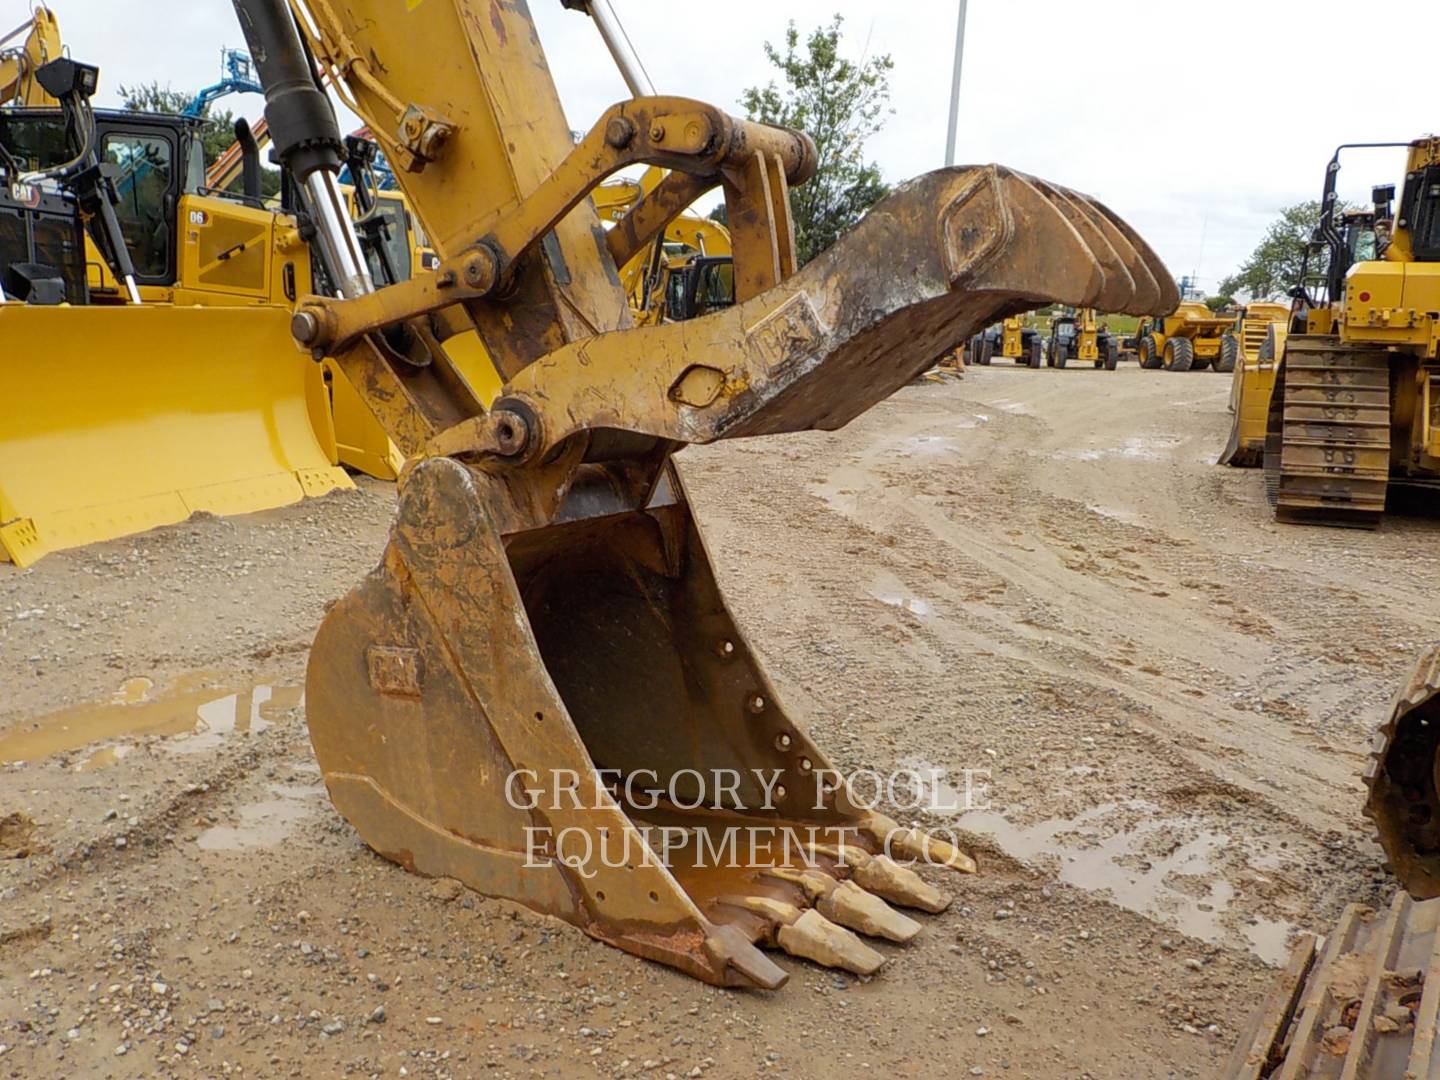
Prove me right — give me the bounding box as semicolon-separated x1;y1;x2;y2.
1133;299;1235;371
222;0;1175;987
0;7;60;108
1260;138;1440;527
1047;307;1118;369
969;315;1044;367
590;169;734;323
1224;644;1440;1077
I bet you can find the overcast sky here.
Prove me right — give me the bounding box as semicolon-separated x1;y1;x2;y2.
34;0;1435;292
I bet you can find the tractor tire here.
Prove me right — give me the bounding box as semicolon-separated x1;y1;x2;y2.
979;338;993;366
1027;337;1043;368
1215;334;1239;373
1164;336;1195;371
1138;335;1162;369
1055;343;1067;368
1104;340;1119;370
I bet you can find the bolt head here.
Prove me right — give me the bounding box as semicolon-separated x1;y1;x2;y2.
290;310;321;345
604;117;635;149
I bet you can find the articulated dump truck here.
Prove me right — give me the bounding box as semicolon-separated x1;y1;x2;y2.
217;0;1177;987
1225;646;1440;1078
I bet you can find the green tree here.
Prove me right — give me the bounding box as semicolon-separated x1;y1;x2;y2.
740;16;893;266
1204;294;1236;312
1219;200;1343;300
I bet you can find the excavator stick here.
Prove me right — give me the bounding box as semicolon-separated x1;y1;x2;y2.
231;0;1178;986
0;305;351;568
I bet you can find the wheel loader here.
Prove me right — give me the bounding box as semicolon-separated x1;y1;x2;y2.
1134;298;1236;371
1047;307;1118;369
1224;645;1440;1078
1260;138;1440;527
970;315;1044;367
217;0;1176;987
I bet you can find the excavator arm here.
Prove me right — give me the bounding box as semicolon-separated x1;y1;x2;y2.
231;0;1177;988
0;7;62;108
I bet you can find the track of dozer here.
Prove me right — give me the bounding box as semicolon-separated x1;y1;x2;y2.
1265;339;1392;528
1223;893;1440;1079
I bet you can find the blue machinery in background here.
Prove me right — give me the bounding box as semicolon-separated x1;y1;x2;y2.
183;48;262;118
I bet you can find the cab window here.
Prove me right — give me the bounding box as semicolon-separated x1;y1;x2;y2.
102;132;173;280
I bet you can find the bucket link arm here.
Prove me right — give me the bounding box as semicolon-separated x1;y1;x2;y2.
428;165;1177;492
293;96;815;353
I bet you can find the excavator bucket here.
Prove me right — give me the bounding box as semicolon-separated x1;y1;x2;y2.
0;305;352;567
1364;645;1440;897
304;165;1179;987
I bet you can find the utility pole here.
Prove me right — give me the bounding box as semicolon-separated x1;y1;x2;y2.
943;0;969;167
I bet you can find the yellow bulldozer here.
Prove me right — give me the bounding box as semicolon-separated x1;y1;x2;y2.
1133;298;1237;371
1253;138;1440;527
213;0;1175;988
1218;210;1380;469
1224;645;1440;1077
0;44;358;567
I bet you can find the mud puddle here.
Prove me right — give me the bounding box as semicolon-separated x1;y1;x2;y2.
196;780;324;852
0;675;303;767
958;800;1296;964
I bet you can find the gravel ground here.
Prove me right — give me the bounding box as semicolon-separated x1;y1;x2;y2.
2;364;1438;1079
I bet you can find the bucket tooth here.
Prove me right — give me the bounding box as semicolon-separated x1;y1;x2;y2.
819;881;922;944
809;843;951;914
777;910;887;977
863;815;978;875
714;895;886;976
765;867;922;943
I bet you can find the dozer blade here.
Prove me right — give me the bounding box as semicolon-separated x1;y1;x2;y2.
1223;894;1440;1079
305;165;1177;988
0;305;352;568
1364;645;1440;897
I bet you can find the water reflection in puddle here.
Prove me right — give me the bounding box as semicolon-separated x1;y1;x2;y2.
958;799;1297;964
868;571;934;617
0;676;303;767
196;782;323;852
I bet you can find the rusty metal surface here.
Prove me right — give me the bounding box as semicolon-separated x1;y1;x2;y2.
282;0;1181;988
1365;645;1440;898
1223;894;1440;1079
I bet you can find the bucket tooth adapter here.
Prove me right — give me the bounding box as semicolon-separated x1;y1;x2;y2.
231;0;1177;987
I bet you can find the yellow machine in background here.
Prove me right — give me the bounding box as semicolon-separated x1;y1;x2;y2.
0;7;61;107
591;170;734;323
1221;212;1379;469
1262;137;1440;526
1217;301;1291;465
1047;308;1119;369
1134;299;1235;371
969;315;1043;366
0;81;357;567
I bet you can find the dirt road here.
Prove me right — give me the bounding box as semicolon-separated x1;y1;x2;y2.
3;364;1438;1079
